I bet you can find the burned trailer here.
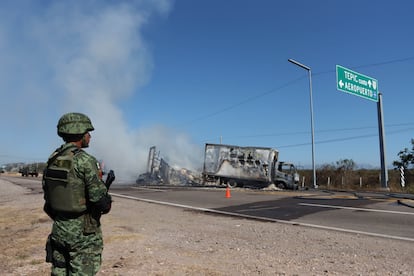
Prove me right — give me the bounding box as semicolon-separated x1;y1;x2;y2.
136;146;200;186
202;143;299;189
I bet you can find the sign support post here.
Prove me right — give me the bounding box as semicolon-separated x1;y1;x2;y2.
336;65;388;189
377;93;389;190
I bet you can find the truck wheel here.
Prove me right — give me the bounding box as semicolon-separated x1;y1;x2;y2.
276;182;286;189
228;180;238;188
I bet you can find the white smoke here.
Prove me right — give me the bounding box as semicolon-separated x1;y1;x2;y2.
0;1;204;181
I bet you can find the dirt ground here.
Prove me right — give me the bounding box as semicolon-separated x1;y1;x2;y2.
1;177;414;276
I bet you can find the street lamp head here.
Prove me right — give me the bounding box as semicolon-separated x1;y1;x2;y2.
288;58;310;71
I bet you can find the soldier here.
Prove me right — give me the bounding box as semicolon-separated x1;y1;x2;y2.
43;112;113;275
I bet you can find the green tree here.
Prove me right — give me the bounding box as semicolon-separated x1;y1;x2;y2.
336;159;355;185
393;139;414;169
336;159;356;171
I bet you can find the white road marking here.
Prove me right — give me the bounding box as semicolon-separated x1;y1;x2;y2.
130;186;167;192
111;193;414;242
299;203;414;216
238;206;280;212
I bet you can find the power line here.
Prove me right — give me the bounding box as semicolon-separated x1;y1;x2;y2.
314;56;414;76
202;122;414;142
185;56;414;126
354;56;414;69
181;75;306;127
277;127;414;149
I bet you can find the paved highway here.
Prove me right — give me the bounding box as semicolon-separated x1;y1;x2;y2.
3;175;414;242
111;185;414;242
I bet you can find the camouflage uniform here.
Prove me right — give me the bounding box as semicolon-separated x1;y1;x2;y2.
43;113;112;276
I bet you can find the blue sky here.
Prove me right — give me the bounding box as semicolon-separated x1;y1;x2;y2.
1;0;414;180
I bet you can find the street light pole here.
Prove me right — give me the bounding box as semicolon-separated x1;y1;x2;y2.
288;58;317;189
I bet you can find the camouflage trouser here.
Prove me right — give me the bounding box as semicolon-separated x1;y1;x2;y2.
49;232;103;276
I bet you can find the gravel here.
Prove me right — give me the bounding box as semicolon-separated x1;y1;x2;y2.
0;176;413;275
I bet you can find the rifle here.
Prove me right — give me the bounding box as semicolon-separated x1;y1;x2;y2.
84;169;115;226
105;170;115;190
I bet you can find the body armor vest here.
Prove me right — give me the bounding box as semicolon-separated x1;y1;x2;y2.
43;146;87;213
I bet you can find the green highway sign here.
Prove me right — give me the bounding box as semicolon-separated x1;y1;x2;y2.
336;65;378;102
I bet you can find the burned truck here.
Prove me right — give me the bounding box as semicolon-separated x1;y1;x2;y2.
202;143;299;189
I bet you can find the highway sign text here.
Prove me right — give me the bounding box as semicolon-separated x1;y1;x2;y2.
336;65;378;102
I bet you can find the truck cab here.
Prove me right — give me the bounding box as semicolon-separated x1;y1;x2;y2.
274;162;299;190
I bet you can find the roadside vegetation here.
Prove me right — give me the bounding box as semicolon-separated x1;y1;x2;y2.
2;140;414;193
299;139;414;194
299;139;414;193
299;165;413;193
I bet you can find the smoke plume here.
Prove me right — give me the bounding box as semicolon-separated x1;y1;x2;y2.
0;1;203;182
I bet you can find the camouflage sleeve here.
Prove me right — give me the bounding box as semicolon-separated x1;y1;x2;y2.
76;152;108;204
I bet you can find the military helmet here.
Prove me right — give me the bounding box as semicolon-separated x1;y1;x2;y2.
57;112;94;137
